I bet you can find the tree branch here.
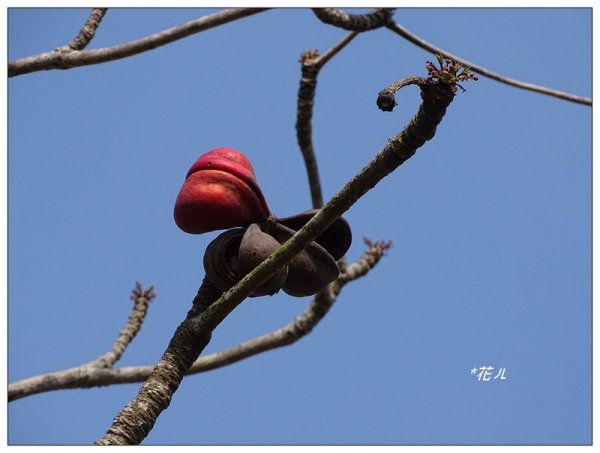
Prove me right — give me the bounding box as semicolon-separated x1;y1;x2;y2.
61;7;108;52
312;8;394;31
296;31;358;209
87;282;156;368
8;283;155;401
7;242;387;400
8;8;270;77
386;20;592;106
95;277;223;445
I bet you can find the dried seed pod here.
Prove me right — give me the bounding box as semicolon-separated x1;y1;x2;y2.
269;223;340;297
277;209;352;260
203;224;288;297
238;223;288;296
203;228;246;293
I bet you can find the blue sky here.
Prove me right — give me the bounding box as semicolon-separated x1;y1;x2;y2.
7;7;592;445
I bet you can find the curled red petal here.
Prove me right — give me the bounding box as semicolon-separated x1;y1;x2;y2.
174;160;270;234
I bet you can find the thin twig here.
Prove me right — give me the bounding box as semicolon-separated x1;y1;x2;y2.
8;283;155;401
87;282;156;368
296;53;323;208
296;32;358;209
312;8;394;31
313;31;359;70
386;21;592;106
8;8;270;77
62;7;108;52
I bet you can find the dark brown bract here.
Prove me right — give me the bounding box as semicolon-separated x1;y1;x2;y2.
203;211;352;297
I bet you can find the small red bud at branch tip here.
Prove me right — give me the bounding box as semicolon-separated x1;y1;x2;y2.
130;282;157;302
363;237;393;251
426;54;478;92
299;49;320;64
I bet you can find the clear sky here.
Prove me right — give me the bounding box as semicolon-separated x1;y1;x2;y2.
7;7;592;445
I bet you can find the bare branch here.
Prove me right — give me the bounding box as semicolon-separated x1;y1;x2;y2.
376;76;430;112
87;282;156;368
7;243;388;400
8;362;150;402
296;32;358;208
313;31;358;70
296;53;323;208
386;21;592;106
8;282;155;401
8;8;270;77
312;8;394;31
61;7;108;52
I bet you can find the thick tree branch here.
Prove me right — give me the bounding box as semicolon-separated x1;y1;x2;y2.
386;21;592;106
95;277;223;445
8;8;269;77
312;8;394;31
296;31;358;209
61;7;108;52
